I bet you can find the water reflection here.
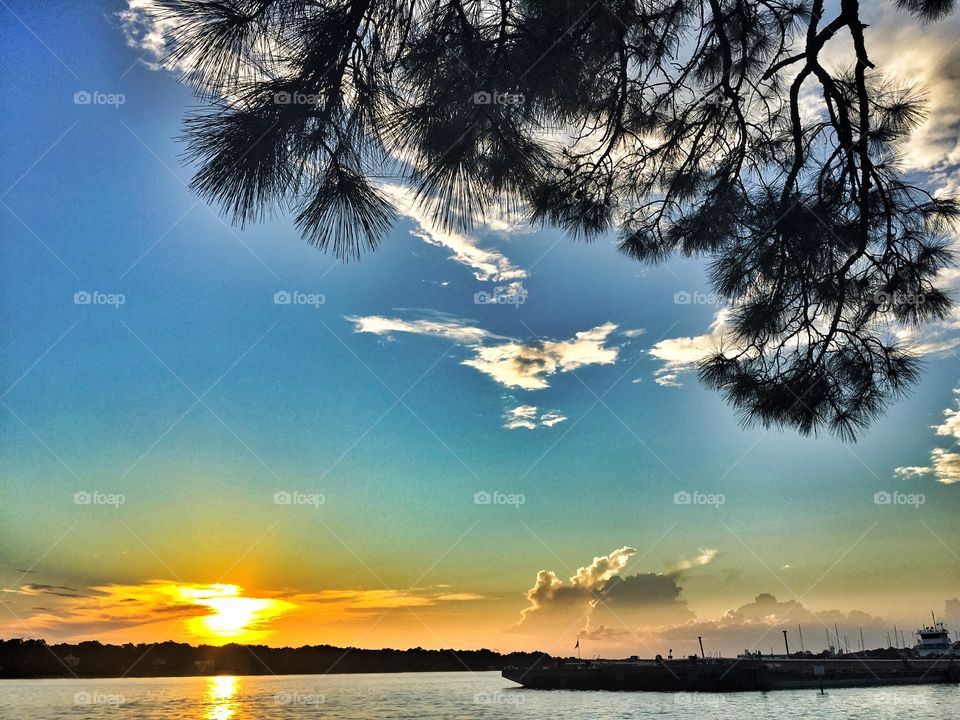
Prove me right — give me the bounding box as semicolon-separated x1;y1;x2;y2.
207;676;237;720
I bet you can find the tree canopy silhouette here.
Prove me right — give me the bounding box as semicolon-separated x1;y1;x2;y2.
158;0;957;440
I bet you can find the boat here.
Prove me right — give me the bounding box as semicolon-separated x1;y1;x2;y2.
914;619;956;658
503;622;959;691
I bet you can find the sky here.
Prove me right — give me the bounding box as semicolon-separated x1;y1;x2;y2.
0;1;958;660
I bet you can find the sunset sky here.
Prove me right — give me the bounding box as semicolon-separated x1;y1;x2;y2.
1;1;958;660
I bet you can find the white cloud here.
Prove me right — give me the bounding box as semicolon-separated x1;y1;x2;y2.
504;405;538;430
648;309;732;387
464;322;620;390
539;410;568;427
895;387;960;485
345;315;494;346
664;548;719;575
512;547;716;649
377;183;528;284
860;6;960;177
503;405;568;430
118;0;169;70
349;313;621;391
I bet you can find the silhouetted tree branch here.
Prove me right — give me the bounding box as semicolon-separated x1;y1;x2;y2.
158;0;958;440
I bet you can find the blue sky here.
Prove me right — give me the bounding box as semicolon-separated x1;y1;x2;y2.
0;1;958;655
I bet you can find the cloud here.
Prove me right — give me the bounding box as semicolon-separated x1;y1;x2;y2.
117;6;530;286
895;387;960;485
946;598;960;620
503;405;568;430
513;547;711;651
377;183;528;283
519;547;636;618
655;593;888;657
118;1;170;70
464;323;620;390
1;580;482;644
348;313;621;391
2;583;86;598
539;410;568;427
648;310;732;387
346;315;494;346
860;6;960;178
664;548;719;575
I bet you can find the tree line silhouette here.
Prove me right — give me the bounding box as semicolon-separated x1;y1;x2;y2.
0;638;549;678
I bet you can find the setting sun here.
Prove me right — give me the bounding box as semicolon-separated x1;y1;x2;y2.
174;585;293;642
174;585;293;641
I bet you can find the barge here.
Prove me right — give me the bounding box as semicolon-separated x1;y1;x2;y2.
504;621;959;691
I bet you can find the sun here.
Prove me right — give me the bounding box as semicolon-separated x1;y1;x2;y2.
168;584;294;642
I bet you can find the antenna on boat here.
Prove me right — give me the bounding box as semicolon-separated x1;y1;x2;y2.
886;631;892;648
798;624;804;653
782;630;790;656
859;627;864;653
931;611;937;628
698;636;704;659
893;623;899;648
834;623;841;653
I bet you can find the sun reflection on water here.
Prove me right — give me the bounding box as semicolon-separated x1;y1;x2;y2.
207;675;237;720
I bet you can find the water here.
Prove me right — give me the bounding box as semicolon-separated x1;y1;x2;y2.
0;672;955;719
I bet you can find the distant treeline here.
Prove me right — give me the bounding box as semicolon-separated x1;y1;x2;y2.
0;639;551;679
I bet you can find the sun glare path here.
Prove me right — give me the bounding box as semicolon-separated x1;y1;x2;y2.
207;675;238;720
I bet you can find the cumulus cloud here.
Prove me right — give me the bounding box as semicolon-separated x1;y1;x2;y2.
348;313;621;391
503;405;568;430
118;0;170;70
655;593;888;657
860;5;960;178
895;387;960;485
513;547;716;651
464;323;620;390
